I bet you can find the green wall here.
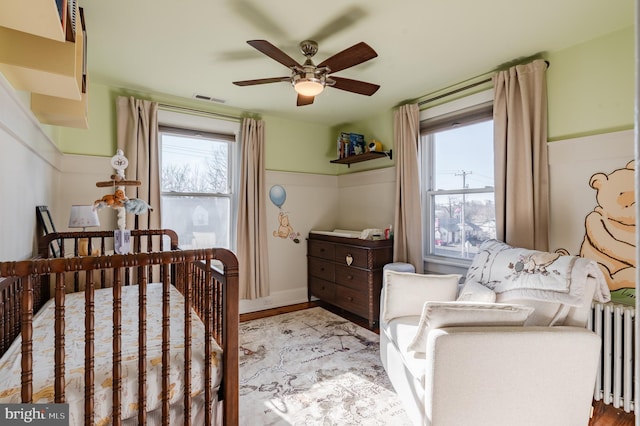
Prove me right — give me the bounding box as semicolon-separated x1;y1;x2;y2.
55;83;337;174
329;110;395;175
546;26;634;141
56;82;115;156
56;25;634;170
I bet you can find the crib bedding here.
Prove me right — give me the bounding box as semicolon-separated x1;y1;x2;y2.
0;283;223;425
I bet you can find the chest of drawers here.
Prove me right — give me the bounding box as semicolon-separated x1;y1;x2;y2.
307;233;393;328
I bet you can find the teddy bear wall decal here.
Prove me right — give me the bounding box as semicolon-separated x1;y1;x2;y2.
269;184;300;243
579;161;635;301
556;160;636;305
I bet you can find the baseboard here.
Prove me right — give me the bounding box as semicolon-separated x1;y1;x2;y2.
239;286;309;314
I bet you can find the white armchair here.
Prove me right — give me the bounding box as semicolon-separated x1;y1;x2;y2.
379;257;604;426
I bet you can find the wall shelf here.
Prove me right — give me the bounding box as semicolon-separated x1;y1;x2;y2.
0;3;89;128
330;150;392;168
0;0;71;42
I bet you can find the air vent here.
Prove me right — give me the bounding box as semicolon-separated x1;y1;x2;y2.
192;94;226;104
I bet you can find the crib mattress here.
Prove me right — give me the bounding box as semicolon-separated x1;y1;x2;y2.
0;283;223;425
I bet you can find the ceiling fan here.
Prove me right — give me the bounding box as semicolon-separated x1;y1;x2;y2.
232;39;380;106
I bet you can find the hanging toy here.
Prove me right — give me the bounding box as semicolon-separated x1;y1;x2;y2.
123;198;154;215
94;189;128;210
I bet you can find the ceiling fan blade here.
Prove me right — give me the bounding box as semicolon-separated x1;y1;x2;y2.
229;0;288;39
317;42;377;73
233;76;290;86
308;6;367;43
247;40;302;69
297;94;315;106
218;50;264;61
331;76;380;96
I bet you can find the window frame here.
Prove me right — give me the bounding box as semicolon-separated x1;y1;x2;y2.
419;90;495;272
157;109;240;251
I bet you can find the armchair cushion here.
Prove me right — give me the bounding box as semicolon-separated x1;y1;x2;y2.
456;280;496;302
382;271;461;322
406;301;534;352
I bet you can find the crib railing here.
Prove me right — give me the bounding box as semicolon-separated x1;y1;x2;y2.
0;248;239;426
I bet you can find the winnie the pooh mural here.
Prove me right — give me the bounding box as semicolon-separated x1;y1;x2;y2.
579;161;635;305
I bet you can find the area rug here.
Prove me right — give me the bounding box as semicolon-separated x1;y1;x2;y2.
239;307;412;425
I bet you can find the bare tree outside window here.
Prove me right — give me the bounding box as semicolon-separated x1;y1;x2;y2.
160;131;234;250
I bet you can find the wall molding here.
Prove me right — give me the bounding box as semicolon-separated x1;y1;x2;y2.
337;166;395;188
239;287;308;314
0;73;62;170
266;170;338;187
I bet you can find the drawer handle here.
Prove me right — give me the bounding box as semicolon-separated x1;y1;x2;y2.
345;254;353;266
320;267;325;271
320;248;325;252
348;296;353;302
347;275;353;280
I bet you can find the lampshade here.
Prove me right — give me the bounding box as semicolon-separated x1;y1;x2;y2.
68;205;100;229
294;78;324;97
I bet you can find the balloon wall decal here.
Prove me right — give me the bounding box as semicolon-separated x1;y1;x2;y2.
269;185;286;209
269;185;300;243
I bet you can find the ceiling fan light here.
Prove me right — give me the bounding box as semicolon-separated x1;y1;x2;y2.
294;79;324;96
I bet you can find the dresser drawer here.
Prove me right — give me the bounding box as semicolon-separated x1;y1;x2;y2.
308;240;335;261
308;258;335;281
309;277;335;302
335;285;369;319
335;264;369;290
334;245;369;268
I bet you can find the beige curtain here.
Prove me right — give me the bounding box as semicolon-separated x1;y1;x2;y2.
116;96;161;230
393;103;423;273
493;59;549;251
237;118;270;299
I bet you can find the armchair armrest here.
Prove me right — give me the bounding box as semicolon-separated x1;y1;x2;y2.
424;326;600;426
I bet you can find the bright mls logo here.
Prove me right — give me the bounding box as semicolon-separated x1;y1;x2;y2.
1;404;68;425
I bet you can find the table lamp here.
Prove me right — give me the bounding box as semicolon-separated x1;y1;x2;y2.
68;205;100;255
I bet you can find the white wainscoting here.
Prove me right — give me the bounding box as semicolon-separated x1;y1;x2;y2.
240;167;396;314
0;74;60;260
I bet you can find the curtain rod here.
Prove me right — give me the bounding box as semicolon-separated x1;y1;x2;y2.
418;77;492;106
418;60;550;107
158;103;241;122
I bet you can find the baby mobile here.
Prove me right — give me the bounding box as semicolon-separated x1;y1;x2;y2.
93;150;153;253
269;184;300;244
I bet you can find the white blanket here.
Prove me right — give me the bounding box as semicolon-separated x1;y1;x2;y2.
466;240;611;306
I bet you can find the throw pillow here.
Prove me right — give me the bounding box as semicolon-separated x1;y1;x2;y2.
457;280;496;303
382;271;460;322
406;301;534;353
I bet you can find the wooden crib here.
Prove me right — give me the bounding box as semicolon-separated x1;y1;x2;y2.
0;229;239;425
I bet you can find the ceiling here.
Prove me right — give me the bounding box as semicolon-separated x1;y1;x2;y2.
78;0;634;126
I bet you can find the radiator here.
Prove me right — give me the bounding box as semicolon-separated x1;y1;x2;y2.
587;302;635;413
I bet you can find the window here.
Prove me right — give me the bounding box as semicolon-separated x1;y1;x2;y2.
421;91;495;265
158;111;239;251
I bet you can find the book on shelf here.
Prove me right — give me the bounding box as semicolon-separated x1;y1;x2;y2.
65;0;77;42
337;132;367;159
56;0;67;31
349;133;365;156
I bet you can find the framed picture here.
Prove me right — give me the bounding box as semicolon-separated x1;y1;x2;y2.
36;206;61;257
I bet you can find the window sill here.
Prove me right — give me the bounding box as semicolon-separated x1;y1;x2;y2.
423;255;471;276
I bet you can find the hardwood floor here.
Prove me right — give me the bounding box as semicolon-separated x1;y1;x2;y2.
589;401;635;426
240;301;378;332
239;301;319;322
241;304;634;425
